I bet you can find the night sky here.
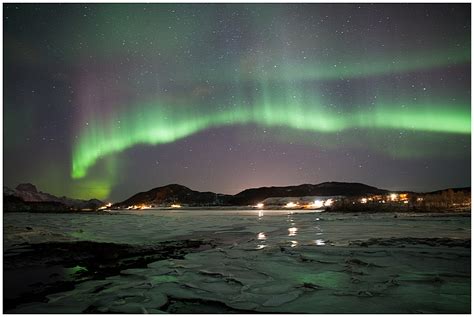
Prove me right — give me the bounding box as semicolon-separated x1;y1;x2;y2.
4;3;471;201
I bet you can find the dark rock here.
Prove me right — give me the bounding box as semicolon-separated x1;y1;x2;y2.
350;237;470;248
16;183;38;193
4;239;212;312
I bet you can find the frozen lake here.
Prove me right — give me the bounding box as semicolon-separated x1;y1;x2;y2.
4;210;471;313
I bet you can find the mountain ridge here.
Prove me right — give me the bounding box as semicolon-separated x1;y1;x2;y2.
4;182;470;211
4;183;104;211
113;181;392;208
113;184;232;208
229;181;388;205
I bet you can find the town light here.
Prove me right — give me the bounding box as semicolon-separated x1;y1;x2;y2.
170;204;181;208
256;203;264;209
324;199;334;207
98;202;112;210
312;200;324;208
285;202;298;208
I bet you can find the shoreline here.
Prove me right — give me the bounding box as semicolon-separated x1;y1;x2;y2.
4;207;471;216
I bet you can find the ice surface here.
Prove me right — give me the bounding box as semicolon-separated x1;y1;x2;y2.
4;210;471;313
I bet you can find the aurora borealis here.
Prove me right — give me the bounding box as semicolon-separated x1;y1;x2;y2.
71;97;470;180
4;3;471;200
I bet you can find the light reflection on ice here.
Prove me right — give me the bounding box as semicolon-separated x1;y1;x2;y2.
290;240;298;247
257;232;266;240
256;244;267;249
288;227;298;236
314;239;326;246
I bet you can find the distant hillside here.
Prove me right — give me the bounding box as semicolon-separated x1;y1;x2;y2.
3;183;104;212
112;184;232;208
114;182;389;208
425;187;471;195
4;195;72;212
229;182;388;205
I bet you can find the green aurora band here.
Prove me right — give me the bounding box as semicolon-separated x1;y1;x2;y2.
71;12;471;181
72;95;470;179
